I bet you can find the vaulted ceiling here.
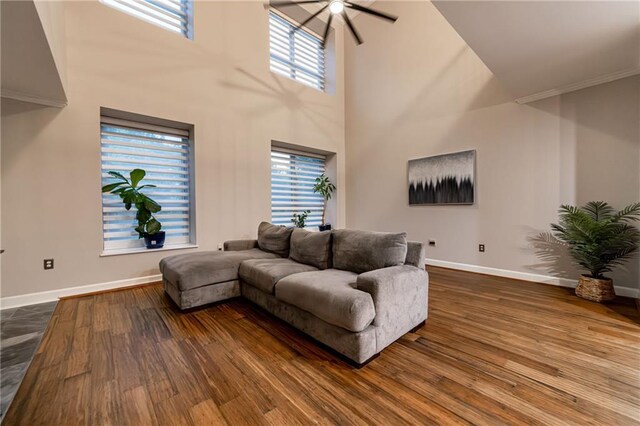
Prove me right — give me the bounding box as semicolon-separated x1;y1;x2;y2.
432;0;640;103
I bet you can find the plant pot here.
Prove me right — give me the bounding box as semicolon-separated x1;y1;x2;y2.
575;275;615;302
318;224;332;231
144;231;166;249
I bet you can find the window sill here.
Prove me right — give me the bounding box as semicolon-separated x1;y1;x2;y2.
100;244;198;257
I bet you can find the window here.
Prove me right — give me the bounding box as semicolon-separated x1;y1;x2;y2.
271;147;326;227
269;11;325;91
101;0;193;39
101;116;194;252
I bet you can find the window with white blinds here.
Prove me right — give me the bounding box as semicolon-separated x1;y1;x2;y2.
269;11;325;91
271;147;326;227
101;116;193;251
100;0;193;39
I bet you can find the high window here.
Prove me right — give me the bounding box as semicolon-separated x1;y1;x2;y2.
271;147;326;227
101;0;193;39
269;11;325;91
100;115;194;252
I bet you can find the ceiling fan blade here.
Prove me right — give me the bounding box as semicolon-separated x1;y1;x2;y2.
341;11;362;45
322;13;333;44
345;2;397;23
295;4;329;30
270;0;324;6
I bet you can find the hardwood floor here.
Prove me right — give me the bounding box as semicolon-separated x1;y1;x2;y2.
3;267;640;425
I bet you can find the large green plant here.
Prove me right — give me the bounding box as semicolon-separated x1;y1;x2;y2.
551;201;640;279
313;174;336;225
102;169;162;237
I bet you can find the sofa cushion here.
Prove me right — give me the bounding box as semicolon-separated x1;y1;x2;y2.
289;228;332;270
275;269;376;333
239;258;318;294
332;229;408;274
405;241;426;269
159;249;278;291
257;222;293;257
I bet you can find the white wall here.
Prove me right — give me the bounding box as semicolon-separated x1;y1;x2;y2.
345;1;640;289
1;1;346;298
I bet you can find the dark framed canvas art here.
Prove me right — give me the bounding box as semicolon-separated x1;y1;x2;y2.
408;150;475;205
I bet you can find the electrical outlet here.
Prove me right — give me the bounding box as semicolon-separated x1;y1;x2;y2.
44;259;54;270
479;244;485;253
428;240;436;246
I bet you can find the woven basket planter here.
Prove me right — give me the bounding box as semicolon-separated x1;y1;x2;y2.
575;275;616;302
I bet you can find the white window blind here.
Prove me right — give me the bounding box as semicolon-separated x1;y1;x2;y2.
101;0;193;39
101;116;193;251
269;11;325;91
271;147;326;227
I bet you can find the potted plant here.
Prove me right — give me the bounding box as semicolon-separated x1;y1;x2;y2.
313;173;336;231
550;201;640;302
291;210;310;228
102;169;165;249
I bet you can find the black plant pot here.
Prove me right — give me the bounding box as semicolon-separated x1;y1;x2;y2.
144;231;166;249
318;224;332;232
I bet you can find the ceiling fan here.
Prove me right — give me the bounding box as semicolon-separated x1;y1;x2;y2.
270;0;398;45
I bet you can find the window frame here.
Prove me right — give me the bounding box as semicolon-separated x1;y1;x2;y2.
99;112;196;255
269;10;326;91
271;146;327;228
100;0;194;40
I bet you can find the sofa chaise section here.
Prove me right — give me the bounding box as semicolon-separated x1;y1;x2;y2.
160;222;294;309
160;248;279;309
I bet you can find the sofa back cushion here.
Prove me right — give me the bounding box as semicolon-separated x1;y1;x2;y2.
332;229;408;274
257;222;293;257
289;228;332;269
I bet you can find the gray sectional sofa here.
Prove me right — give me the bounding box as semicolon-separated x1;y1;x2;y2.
159;222;428;366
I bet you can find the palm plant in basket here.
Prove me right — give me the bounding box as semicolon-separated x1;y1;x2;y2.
550;201;640;302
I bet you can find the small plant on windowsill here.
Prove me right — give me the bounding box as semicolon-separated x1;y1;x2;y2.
102;169;165;249
550;201;640;302
291;210;311;228
313;173;336;231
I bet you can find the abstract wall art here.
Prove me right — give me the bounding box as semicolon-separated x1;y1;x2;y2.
408;150;475;205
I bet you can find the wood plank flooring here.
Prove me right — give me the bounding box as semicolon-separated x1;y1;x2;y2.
3;267;640;425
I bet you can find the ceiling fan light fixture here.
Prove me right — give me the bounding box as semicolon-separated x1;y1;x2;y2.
273;0;397;45
329;0;344;14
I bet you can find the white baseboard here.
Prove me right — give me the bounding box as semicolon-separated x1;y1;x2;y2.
0;274;162;310
426;258;639;299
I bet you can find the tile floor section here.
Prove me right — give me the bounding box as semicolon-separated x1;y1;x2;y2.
0;301;57;418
